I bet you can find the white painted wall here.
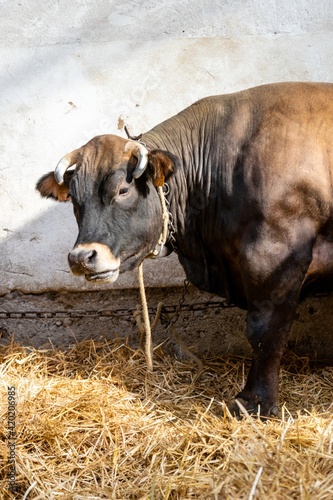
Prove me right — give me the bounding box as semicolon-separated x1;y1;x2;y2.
0;1;332;294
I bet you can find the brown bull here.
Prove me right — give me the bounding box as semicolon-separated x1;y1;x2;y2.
37;82;333;417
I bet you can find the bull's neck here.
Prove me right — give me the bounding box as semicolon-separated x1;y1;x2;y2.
143;111;212;235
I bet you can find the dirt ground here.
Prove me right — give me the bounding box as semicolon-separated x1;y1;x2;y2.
1;285;333;363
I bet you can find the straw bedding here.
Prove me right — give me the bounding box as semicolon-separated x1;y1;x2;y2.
1;338;333;499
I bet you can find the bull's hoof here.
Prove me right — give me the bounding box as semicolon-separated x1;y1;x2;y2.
228;397;278;419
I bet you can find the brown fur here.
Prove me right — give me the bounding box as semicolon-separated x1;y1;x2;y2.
148;149;176;187
36;171;72;201
36;138;177;200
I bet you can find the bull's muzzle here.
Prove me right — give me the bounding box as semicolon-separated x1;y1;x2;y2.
68;243;120;283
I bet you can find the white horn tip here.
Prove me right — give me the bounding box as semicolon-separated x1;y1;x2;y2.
54;157;71;185
125;140;149;178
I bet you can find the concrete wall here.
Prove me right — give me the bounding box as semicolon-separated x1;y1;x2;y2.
1;1;333;294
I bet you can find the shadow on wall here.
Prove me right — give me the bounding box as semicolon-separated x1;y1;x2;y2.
0;201;185;295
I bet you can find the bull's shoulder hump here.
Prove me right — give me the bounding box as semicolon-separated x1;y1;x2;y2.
193;82;333;108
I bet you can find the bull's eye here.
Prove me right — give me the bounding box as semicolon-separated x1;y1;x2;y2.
119;187;129;196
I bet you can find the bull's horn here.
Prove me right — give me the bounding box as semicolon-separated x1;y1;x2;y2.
125;141;149;179
54;149;80;185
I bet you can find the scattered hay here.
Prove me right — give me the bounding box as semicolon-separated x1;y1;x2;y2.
0;339;333;499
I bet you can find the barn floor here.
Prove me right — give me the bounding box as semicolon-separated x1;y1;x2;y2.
0;339;333;499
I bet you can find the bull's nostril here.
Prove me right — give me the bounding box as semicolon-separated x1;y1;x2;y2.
68;247;98;271
87;249;97;263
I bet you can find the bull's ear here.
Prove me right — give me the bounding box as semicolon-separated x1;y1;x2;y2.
147;149;178;187
36;171;73;202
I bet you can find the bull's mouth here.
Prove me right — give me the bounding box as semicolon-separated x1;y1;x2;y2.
81;246;152;282
85;268;119;282
120;247;153;272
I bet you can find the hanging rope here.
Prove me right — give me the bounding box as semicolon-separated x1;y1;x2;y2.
137;261;153;372
136;184;171;372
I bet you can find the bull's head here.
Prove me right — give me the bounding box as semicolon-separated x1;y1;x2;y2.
36;135;177;283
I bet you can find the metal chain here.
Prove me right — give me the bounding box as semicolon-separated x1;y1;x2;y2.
0;297;235;320
161;279;190;331
2;287;330;321
162;183;177;253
